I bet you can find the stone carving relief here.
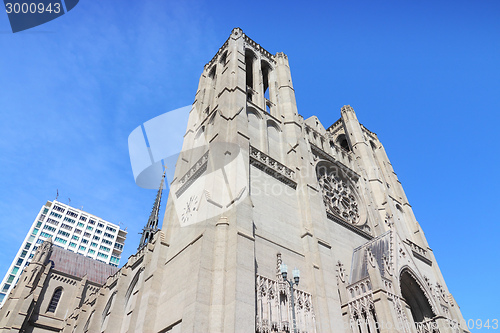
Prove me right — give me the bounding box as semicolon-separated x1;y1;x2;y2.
336;261;346;284
367;248;376;268
382;254;393;276
384;211;394;229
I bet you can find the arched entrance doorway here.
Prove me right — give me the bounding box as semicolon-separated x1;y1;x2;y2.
400;270;437;332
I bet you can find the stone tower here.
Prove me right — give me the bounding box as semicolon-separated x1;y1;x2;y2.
60;28;468;333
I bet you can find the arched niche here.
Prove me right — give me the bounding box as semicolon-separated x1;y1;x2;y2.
266;119;282;160
246;107;262;148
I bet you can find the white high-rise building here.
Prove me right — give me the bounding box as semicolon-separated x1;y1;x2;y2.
0;199;127;307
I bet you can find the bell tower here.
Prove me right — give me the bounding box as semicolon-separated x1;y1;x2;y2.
60;28;468;333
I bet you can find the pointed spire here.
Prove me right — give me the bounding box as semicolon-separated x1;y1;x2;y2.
138;171;166;250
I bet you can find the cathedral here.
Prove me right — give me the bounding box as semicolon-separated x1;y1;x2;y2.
0;28;468;333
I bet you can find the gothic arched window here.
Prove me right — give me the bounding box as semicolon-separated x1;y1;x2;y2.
316;161;368;229
125;270;142;308
219;51;228;66
83;310;94;332
245;49;256;89
101;291;117;329
47;287;63;313
336;134;351;152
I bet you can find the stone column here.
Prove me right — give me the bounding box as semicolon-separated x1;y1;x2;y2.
253;55;263;110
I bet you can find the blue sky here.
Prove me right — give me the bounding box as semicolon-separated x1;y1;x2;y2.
1;0;499;326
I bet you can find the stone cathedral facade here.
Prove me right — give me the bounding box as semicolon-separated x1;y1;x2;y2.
10;28;468;333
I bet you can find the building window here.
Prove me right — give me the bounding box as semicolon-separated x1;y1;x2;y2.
32;228;39;235
83;311;94;331
44;225;56;232
97;252;109;259
24;243;31;250
336;134;351;152
101;292;116;328
20;250;27;258
2;284;11;292
36;221;42;228
7;275;15;283
110;256;120;264
16;258;23;266
93;236;100;241
89;219;96;225
79;245;86;251
91;242;98;247
99;245;110;252
43;208;49;214
61;223;73;231
114;243;123;251
84;232;91;238
66;210;78;218
55;237;67;245
104;232;114;239
81;239;89;244
106;226;116;233
102;239;112;246
64;217;76;224
95;229;102;234
80;216;87;222
36;239;44;244
53;205;65;213
88;249;95;255
40;232;52;238
47;288;63;313
98;222;104;228
77;222;84;228
46;218;59;226
69;242;77;248
50;212;62;219
72;235;79;241
74;228;82;235
58;230;70;237
28;254;34;259
87;226;93;231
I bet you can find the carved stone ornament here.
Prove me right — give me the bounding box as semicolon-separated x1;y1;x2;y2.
385;211;394;228
367;248;376;268
336;261;346;283
318;173;360;224
382;254;393;276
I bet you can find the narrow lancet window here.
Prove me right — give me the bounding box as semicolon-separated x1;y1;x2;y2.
47;287;62;313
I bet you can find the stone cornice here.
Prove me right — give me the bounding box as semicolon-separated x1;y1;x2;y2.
249;145;296;189
175;151;209;198
326;212;373;241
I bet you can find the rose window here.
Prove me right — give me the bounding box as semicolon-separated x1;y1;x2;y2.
318;174;360;224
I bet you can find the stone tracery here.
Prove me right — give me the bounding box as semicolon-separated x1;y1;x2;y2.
318;172;360;225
